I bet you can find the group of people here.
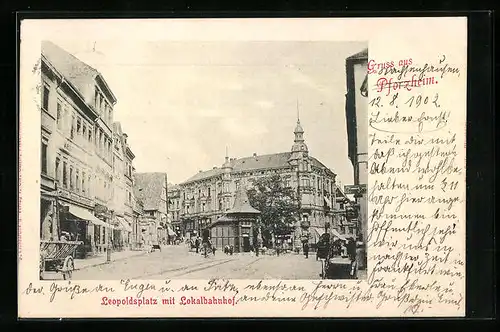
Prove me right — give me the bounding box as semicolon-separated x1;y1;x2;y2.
316;232;359;278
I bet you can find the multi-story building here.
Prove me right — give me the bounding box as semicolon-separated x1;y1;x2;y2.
345;48;368;268
110;122;136;250
179;117;343;247
167;184;182;236
134;173;174;245
40;41;118;257
131;196;144;248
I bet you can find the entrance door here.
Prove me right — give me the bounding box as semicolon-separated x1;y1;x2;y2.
242;236;250;252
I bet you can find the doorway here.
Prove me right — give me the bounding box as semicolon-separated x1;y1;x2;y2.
242;236;250;252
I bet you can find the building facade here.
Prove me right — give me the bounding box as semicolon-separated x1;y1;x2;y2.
345;48;368;269
40;41;119;257
167;184;182;236
179;118;344;247
110;123;136;250
134;173;174;245
345;48;368;243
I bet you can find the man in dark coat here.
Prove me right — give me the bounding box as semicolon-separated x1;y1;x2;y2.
346;238;357;277
195;237;200;253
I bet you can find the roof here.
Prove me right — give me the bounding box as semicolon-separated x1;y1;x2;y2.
346;48;368;61
41;41;117;104
133;173;166;210
181;167;224;184
167;183;180;191
181;152;335;184
226;186;260;215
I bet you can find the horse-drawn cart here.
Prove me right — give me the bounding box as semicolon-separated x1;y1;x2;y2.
40;240;83;280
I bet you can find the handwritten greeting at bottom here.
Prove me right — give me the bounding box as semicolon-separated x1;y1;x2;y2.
18;18;467;318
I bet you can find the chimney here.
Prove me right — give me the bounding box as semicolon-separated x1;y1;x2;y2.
123;133;128;144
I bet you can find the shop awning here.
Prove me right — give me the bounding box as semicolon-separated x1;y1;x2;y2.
166;225;176;237
64;203;113;229
330;228;347;241
116;216;132;232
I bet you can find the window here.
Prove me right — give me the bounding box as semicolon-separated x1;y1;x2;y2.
208;188;211;197
41;142;47;174
62;162;67;187
202;203;206;212
82;171;86;195
99;131;103;153
88;175;91;196
70;115;75;139
55;157;60;182
94;89;99;109
42;86;49;110
88;127;92;143
63;108;69;133
77;117;82;135
56;102;62;129
76;170;80;192
70;167;74;190
82;123;87;141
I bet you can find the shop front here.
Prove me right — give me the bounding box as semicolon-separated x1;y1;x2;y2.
113;216;133;251
59;202;113;258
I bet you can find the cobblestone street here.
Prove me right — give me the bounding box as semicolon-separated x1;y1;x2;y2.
65;245;324;280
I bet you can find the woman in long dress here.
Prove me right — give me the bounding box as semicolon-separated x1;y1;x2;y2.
41;211;53;241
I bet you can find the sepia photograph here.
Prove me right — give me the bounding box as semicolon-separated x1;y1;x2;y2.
38;39;369;281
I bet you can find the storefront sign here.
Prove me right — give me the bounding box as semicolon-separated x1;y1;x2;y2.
344;184;367;195
58;188;93;207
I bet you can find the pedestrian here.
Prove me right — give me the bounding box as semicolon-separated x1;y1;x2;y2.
195;237;200;253
303;242;309;259
41;210;53;241
347;238;357;278
212;245;216;256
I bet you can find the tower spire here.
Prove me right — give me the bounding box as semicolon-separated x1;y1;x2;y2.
225;146;229;161
296;99;300;124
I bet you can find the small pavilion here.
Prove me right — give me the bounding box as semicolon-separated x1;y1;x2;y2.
209;186;261;253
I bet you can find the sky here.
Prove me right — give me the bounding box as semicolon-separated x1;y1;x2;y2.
51;40;366;186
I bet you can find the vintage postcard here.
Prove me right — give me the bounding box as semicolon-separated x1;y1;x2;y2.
18;17;467;318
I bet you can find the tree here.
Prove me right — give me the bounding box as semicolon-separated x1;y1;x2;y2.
247;174;299;248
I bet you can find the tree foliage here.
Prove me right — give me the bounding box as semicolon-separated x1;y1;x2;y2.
247;174;299;247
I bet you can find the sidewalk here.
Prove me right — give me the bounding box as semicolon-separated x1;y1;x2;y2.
74;249;148;271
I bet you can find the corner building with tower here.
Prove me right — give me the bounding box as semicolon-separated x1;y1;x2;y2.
179;117;355;250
